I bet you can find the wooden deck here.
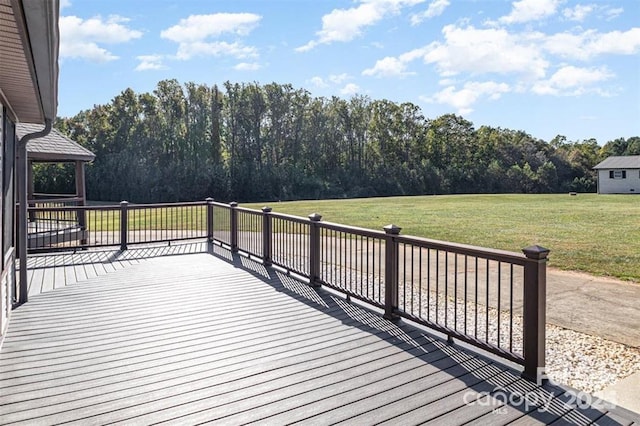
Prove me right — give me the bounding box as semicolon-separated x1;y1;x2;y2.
23;241;210;298
2;243;638;425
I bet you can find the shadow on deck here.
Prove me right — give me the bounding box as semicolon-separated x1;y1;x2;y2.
2;242;638;425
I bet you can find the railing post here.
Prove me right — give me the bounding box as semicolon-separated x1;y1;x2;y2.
120;201;129;251
78;206;88;247
206;198;214;243
383;224;402;321
262;206;272;266
27;160;35;222
76;161;87;246
230;202;238;252
521;245;550;383
308;213;322;287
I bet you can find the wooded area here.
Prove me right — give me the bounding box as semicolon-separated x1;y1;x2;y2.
38;79;640;203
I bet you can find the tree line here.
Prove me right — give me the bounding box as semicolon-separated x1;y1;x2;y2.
36;79;640;203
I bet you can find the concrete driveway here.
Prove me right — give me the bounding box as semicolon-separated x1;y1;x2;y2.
546;269;640;348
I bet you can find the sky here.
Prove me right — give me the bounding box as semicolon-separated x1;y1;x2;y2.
57;0;640;145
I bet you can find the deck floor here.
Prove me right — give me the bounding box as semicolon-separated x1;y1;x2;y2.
2;244;638;425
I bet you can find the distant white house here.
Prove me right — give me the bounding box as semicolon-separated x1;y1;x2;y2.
593;155;640;194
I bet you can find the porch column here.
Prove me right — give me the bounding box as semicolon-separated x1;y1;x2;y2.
75;161;87;244
75;160;86;207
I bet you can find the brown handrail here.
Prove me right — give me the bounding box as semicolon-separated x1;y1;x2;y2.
29;196;84;204
210;201;548;383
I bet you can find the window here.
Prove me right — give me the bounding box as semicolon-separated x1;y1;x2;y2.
609;170;626;179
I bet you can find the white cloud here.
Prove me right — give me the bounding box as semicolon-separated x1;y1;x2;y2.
362;22;639;108
162;13;261;60
364;25;553;80
60;0;72;10
427;81;510;115
531;65;614;95
296;0;426;52
499;0;563;24
543;28;640;60
587;28;640;56
363;47;427;77
175;41;257;60
309;76;329;88
329;73;350;84
340;83;361;96
541;31;587;59
135;54;167;71
296;41;319;53
410;0;450;25
309;74;359;95
234;62;262;71
562;4;594;22
296;3;383;52
161;13;261;43
309;74;353;88
604;7;623;20
424;25;548;79
61;42;118;62
363;56;409;77
59;15;142;62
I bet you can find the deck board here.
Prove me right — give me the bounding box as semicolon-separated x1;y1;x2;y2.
3;245;639;425
23;241;209;298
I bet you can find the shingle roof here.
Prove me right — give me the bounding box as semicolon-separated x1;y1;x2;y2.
16;123;95;162
593;155;640;170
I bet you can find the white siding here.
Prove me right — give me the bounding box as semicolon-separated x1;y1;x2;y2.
598;169;640;194
0;103;6;340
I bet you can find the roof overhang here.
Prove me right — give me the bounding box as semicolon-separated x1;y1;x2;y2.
28;152;95;162
0;0;59;123
16;123;96;162
593;155;640;170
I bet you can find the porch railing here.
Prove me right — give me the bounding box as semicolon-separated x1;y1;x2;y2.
28;194;83;226
210;201;548;382
26;201;208;252
26;199;549;382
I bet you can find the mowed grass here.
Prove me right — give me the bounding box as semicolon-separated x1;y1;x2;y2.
244;194;640;282
86;206;208;232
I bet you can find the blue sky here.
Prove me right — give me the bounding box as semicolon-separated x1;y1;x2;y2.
58;0;639;145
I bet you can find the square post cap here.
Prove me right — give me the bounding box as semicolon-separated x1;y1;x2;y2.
309;213;322;222
383;224;402;235
522;245;550;260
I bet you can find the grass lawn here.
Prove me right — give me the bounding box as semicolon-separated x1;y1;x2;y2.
244;194;640;282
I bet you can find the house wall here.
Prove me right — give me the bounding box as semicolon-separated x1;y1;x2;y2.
598;169;640;194
0;103;7;338
0;103;17;343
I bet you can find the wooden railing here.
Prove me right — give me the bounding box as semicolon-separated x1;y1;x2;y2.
26;199;549;382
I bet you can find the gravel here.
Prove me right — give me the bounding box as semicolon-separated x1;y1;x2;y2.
545;323;640;394
320;263;640;395
401;289;640;394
